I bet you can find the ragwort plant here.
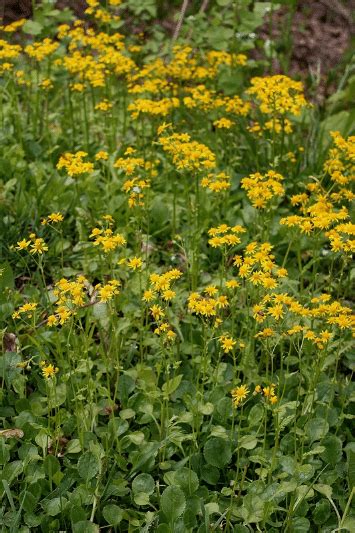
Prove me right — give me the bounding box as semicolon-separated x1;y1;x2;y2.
0;1;354;532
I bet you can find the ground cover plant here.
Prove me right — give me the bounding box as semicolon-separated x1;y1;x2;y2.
0;0;354;531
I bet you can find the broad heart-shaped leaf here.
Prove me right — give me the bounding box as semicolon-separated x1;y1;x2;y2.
164;468;199;496
132;473;155;495
305;418;329;442
22;20;43;35
160;485;186;522
320;435;342;466
203;437;232;468
102;504;123;525
239;494;264;524
77;452;100;481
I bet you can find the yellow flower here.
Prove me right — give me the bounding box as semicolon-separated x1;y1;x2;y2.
231;385;249;407
220;335;237;353
47;315;58;327
143;290;155;302
150;305;165;321
95;151;109;161
16;239;31;250
30;238;48;255
41;363;58;379
127;257;143;270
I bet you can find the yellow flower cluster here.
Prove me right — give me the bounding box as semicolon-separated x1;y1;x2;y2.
188;289;228;317
0;39;22;61
241;170;284;209
208;224;246;248
85;0;121;24
253;292;354;347
201;171;231;193
128;97;179;119
90;227;126;253
281;187;352;250
16;234;48;255
57;151;94;177
142;269;182;343
58;23;135;89
48;275;89;326
24;38;59;62
144;269;182;302
159;133;216;172
323;131;355;186
233;242;287;289
114;150;145;175
0;19;26;33
248;118;293;136
247;75;308;116
95;99;113;112
254;384;278;404
12;302;38;320
153;322;177;343
114;149;157;207
95;280;121;302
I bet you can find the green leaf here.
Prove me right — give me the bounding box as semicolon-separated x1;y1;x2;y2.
289;517;310;532
73;521;99;533
132;473;155;495
162;375;183;397
314;484;332;499
238;435;258;450
305;418;329;442
248;404;264;426
77;452;100;481
43;497;67;517
102;504;123;525
239;494;265;523
320;435;342;465
313;499;331;525
201;464;220;485
348;450;355;489
22;20;44;35
133;492;150;505
173;468;199;495
161;485;186;522
342;517;355;532
66;439;82;454
0;263;14;289
203;438;232;468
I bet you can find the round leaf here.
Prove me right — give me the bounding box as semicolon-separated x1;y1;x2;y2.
161;485;186;521
77;452;100;481
132;473;155;495
174;468;199;495
203;438;232;468
102;504;123;525
321;435;342;465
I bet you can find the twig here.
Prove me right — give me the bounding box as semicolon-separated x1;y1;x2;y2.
172;0;190;44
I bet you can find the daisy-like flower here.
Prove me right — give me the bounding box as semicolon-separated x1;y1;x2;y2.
127;257;143;270
231;385;249;407
40;362;59;379
219;335;237;353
